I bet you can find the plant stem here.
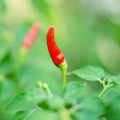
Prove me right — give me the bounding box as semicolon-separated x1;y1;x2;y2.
42;83;53;98
61;68;67;87
14;47;27;73
59;60;68;87
59;108;71;120
99;83;114;98
46;87;53;98
9;47;27;84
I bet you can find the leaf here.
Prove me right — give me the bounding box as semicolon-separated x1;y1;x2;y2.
73;98;105;120
80;98;105;115
73;111;100;120
104;90;120;120
69;66;105;81
13;108;39;120
38;96;63;111
25;110;58;120
0;78;15;105
5;88;47;114
112;75;120;86
0;52;13;74
63;82;86;104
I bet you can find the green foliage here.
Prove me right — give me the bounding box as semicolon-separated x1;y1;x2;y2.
69;66;105;81
72;98;105;120
62;82;86;104
6;88;47;114
1;64;119;120
25;110;58;120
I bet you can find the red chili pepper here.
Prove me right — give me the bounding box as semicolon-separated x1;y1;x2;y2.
46;25;68;86
46;25;65;66
22;23;40;49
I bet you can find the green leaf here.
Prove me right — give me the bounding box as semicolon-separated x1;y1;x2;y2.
0;78;15;105
0;25;13;64
105;95;120;120
5;88;47;114
69;66;105;81
63;82;86;104
25;110;58;120
13;109;39;120
73;98;105;120
0;52;13;74
112;75;120;86
80;98;105;116
73;111;100;120
104;89;120;120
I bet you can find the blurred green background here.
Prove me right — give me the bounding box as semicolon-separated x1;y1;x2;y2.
0;0;120;91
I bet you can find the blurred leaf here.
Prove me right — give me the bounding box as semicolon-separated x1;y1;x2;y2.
0;109;6;120
105;95;120;120
0;0;6;16
0;24;13;64
31;0;51;18
80;98;105;116
13;109;39;120
69;66;105;81
63;81;86;104
99;87;120;120
0;78;15;105
112;75;120;86
14;111;29;120
25;110;58;120
73;98;105;120
6;88;47;114
73;110;100;120
38;96;63;111
0;52;13;75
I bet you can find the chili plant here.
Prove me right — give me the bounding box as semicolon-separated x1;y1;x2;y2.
0;24;120;120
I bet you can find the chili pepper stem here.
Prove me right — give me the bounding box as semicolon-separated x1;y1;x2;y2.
59;60;68;87
60;68;67;87
14;47;28;73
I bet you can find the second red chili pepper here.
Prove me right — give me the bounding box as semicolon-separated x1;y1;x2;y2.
22;23;40;49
